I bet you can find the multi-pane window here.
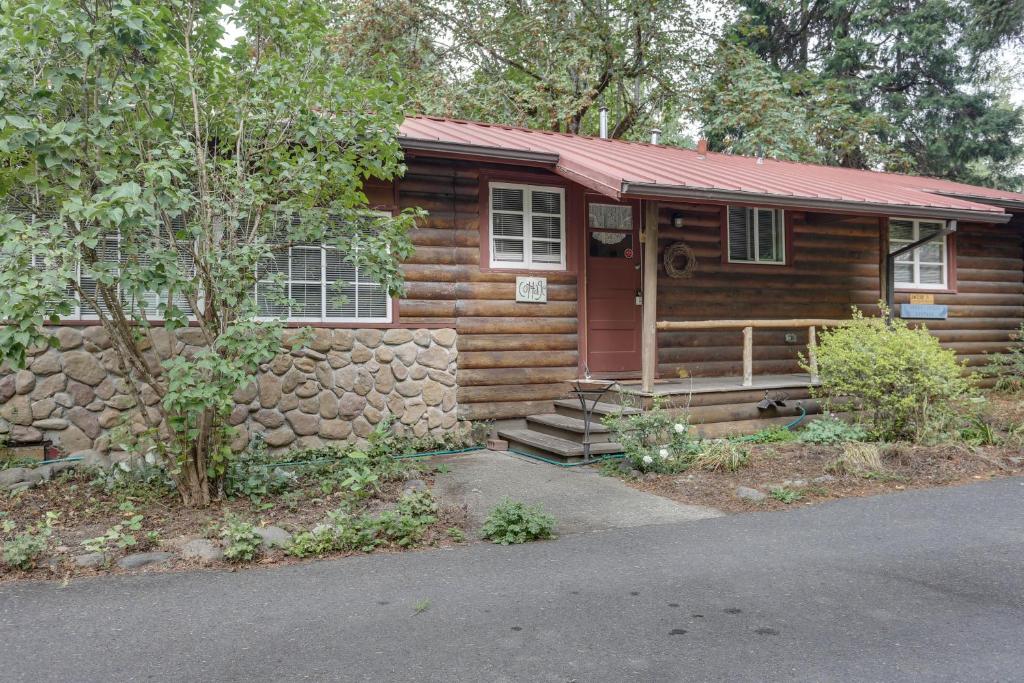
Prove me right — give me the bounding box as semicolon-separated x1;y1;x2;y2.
889;218;948;289
15;209;194;320
11;207;389;323
727;207;785;264
255;214;391;323
489;182;565;269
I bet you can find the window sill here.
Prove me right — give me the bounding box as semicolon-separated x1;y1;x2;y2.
720;259;794;273
894;287;955;295
482;264;572;275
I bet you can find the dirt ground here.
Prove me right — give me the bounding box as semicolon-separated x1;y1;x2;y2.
0;459;469;582
623;441;1022;513
618;393;1024;513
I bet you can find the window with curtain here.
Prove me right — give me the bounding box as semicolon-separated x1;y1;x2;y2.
489;182;565;269
727;206;785;264
889;218;948;289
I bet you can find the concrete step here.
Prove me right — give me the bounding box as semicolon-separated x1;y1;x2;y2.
497;428;623;461
553;399;641;421
526;413;616;444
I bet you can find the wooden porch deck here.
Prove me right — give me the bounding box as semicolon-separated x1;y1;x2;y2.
498;373;824;462
615;373;818;397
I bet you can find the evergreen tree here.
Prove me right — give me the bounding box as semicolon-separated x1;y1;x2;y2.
707;0;1024;188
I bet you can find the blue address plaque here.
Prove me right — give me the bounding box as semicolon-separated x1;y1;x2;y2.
899;303;948;320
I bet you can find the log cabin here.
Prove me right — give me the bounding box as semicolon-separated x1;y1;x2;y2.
391;116;1024;458
3;115;1024;461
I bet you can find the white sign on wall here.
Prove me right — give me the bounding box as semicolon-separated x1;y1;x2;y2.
515;276;548;303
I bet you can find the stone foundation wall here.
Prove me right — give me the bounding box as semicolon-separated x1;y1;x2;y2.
0;326;459;456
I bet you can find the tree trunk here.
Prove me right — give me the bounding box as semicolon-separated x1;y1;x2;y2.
175;407;217;507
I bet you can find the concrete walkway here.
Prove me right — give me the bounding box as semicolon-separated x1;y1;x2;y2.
433;449;721;536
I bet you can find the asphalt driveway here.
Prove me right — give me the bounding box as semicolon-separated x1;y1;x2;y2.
1;478;1022;682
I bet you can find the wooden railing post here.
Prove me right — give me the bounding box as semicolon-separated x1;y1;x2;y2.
742;326;753;387
641;201;659;393
808;325;819;384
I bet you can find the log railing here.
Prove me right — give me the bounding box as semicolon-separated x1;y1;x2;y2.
654;318;850;387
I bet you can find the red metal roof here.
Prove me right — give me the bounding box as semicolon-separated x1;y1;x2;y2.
400;116;1024;223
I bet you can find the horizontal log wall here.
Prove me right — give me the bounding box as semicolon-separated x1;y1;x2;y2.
654;206;882;378
902;217;1024;370
655;206;1024;379
395;158;578;421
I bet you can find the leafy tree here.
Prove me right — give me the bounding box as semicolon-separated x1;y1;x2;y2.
333;0;718;142
710;0;1024;188
0;0;418;506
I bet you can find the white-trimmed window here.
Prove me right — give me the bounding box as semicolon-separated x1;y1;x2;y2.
727;207;785;264
255;214;392;323
19;214;195;321
489;182;565;270
890;218;948;289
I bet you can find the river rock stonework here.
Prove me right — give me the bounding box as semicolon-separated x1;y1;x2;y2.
0;326;460;455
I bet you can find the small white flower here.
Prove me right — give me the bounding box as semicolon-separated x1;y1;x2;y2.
659;448;669;459
674;423;685;434
641;455;653;465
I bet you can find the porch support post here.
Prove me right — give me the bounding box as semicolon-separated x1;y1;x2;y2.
641;200;659;393
742;326;753;387
807;325;819;384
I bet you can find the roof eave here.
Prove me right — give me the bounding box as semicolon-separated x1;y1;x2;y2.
620;182;1012;224
925;191;1024;213
400;137;559;166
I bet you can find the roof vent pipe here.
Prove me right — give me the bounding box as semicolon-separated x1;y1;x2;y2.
599;107;608;139
650;128;661;145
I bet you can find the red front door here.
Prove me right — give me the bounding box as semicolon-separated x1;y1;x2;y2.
585;199;642;375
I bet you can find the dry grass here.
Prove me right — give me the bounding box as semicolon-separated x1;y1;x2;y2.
691;440;750;472
825;442;884;475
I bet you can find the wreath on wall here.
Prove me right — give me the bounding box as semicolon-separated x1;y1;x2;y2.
663;241;696;279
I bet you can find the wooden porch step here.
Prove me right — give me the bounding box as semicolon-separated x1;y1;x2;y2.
552;399;641;421
497;428;623;461
526;413;616;443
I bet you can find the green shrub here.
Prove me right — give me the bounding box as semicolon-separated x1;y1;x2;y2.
982;323;1024;392
603;402;695;473
81;514;144;554
769;487;803;504
806;308;973;441
377;490;439;547
286;491;440;557
220;516;262;563
224;438;297;504
90;460;175;502
958;415;999;446
2;512;59;570
481;498;556;545
746;425;797;443
287;526;340;558
797;414;869;444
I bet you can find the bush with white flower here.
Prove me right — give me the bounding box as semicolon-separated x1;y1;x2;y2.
603;402;697;473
